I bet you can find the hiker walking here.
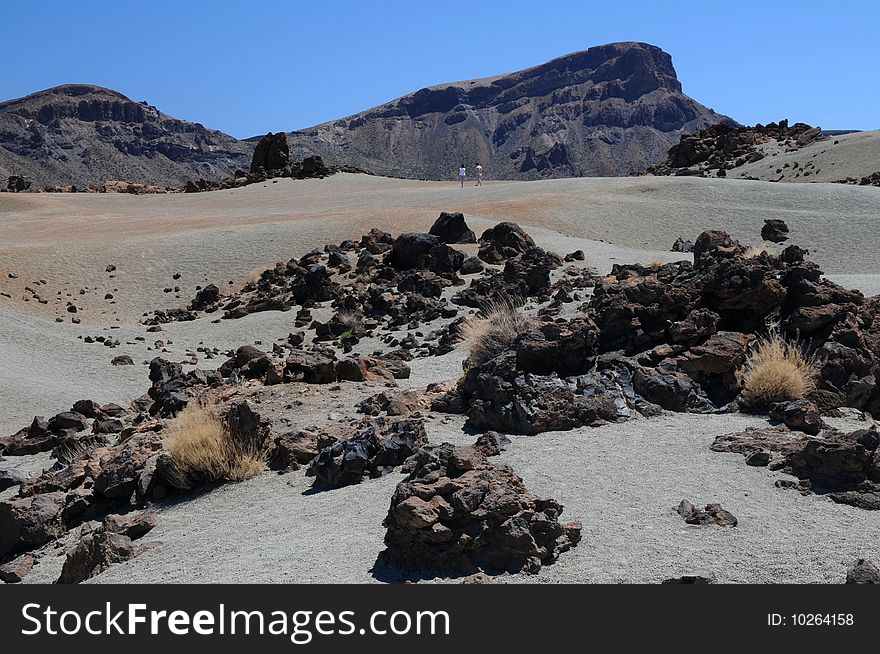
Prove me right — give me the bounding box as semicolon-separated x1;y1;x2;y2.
458;164;466;188
475;162;483;186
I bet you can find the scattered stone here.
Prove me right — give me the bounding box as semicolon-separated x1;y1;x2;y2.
670;237;694;253
472;431;511;457
675;499;738;527
761;218;790;243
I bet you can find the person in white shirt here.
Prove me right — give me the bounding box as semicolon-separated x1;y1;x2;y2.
475;162;483;186
458;164;466;187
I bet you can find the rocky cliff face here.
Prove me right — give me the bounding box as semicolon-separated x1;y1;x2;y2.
287;42;734;179
0;85;250;188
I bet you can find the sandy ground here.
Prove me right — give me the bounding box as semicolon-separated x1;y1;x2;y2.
2;173;880;583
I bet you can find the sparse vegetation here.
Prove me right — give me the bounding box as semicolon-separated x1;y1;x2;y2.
165;402;267;485
650;258;664;269
459;297;535;368
740;330;817;407
336;309;364;333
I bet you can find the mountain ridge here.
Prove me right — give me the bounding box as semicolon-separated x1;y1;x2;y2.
285;41;734;179
1;43;733;187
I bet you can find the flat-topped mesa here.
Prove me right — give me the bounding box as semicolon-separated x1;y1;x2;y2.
288;41;733;179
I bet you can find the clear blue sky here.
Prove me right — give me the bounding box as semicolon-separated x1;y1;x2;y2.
2;0;877;138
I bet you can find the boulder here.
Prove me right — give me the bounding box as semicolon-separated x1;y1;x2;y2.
284;350;337;384
429;212;476;244
478;222;536;263
335;356;395;383
768;399;827;435
0;491;66;559
472;432;511;457
671;237;694;253
761;219;790;243
308;419;428;489
382;443;581;574
387;233;442;270
250;132;290;173
57;527;147;584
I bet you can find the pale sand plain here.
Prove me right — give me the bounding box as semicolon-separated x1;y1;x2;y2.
2;173;879;583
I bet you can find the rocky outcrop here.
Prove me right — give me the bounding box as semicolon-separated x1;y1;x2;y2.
5;175;30;192
57;512;156;584
250;132;290;173
713;425;880;510
287;42;732;180
307;418;427;489
646;119;823;178
381;443;581;575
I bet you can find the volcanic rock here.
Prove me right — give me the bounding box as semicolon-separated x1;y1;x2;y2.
429;212;476;244
250;132;290;173
382;443;581;574
761;219;790;243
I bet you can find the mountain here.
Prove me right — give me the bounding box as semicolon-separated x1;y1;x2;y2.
286;42;734;179
0;84;250;188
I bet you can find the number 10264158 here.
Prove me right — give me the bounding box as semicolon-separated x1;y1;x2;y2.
768;613;854;627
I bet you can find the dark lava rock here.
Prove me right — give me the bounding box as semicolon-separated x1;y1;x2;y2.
382;443;581;575
308;418;428;489
675;499;738;527
429;212;476;244
0;467;28;492
768;399;827;435
671;237;694;253
761;219;790;243
478;222;536;263
250;132;290;173
473;432;511;457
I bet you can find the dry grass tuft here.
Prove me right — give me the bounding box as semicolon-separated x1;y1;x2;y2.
335;309;364;332
165;402;267;484
459;297;535;368
650;258;664;269
740;330;817;407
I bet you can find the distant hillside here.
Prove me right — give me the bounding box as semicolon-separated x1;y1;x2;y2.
0;85;250;188
286;42;734;179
